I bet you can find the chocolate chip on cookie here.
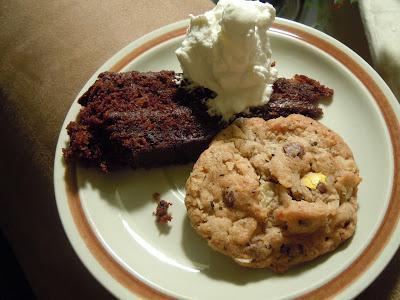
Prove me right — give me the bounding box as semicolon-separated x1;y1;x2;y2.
223;190;235;208
283;142;305;158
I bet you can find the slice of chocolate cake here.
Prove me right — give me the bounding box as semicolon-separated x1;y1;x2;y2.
63;71;333;171
63;71;220;172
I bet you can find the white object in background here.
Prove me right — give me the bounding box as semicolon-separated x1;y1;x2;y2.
359;0;400;100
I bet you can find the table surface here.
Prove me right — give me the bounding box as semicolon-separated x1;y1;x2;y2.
0;1;399;299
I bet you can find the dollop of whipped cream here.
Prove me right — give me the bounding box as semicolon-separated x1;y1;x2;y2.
175;0;277;120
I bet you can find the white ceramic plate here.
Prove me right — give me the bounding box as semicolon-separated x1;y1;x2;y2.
54;18;400;299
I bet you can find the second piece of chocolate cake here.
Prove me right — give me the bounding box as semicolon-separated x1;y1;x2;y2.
63;71;333;171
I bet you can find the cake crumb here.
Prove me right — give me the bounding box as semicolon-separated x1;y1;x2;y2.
152;193;172;224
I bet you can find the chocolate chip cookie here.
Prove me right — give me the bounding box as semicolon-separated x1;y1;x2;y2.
185;114;361;272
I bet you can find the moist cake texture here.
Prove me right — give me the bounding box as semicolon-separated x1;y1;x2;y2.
63;71;219;171
240;75;332;120
63;71;333;171
185;115;360;272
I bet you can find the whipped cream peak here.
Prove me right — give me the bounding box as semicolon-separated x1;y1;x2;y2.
175;0;277;120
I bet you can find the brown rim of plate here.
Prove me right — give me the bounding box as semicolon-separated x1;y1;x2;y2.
64;23;400;299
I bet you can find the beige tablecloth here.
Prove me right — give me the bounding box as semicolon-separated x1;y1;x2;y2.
0;1;398;299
